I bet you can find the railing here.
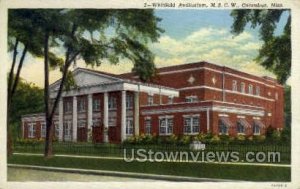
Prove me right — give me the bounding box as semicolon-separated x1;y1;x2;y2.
13;142;291;164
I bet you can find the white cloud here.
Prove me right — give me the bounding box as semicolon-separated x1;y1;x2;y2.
18;27;274;87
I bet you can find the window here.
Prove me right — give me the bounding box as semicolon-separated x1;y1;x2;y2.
241;82;245;93
232;80;237;91
108;96;117;110
41;122;46;138
64;121;72;141
126;94;133;109
184;116;200;134
54;122;59;138
93;98;100;111
159;116;173;135
92;118;101;127
168;96;173;104
78;120;86;128
256;86;260;96
147;94;154;105
185;96;198;103
126;117;134;135
248;84;253;95
275;92;278;100
28;123;36;138
64;101;72;113
145;118;152;135
237;122;245;134
219;121;228;135
78;98;86;112
108;117;116;127
253;124;260;135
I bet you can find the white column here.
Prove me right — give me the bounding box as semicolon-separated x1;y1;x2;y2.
206;108;210;132
72;96;77;142
103;92;109;143
58;98;63;141
134;91;140;136
121;90;126;141
87;94;93;141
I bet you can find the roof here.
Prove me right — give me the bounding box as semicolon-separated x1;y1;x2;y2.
119;61;281;86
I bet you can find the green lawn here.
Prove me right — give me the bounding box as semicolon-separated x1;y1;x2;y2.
8;154;290;181
13;142;291;164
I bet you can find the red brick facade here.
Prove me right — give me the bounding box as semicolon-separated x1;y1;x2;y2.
21;61;284;143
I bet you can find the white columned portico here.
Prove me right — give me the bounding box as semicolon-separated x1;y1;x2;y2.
58;98;64;141
87;94;93;141
121;90;126;141
72;96;77;142
103;92;109;142
134;91;140;136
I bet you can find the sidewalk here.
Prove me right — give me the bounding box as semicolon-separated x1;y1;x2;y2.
8;164;234;182
13;152;291;167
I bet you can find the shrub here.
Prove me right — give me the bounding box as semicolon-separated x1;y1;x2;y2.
196;132;206;142
253;135;266;143
179;135;191;145
219;134;230;144
271;130;281;142
165;134;178;144
210;135;220;144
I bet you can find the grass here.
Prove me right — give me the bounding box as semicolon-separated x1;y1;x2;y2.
8;154;290;181
13;142;291;164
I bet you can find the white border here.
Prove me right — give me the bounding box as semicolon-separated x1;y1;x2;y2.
0;0;300;189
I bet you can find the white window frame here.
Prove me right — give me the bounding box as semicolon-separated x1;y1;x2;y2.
237;121;245;135
41;122;46;138
183;115;200;135
108;96;117;110
126;117;134;135
126;94;133;109
93;98;101;111
108;117;116;127
218;121;228;135
78;120;86;128
78;98;86;113
92;118;101;127
64;101;72;113
54;122;59;138
159;116;173;136
64;120;72;141
241;82;245;93
147;94;154;105
253;124;261;135
144;118;152;135
256;86;260;96
28;122;36;138
248;84;253;95
168;96;174;104
232;80;237;91
185;96;198;103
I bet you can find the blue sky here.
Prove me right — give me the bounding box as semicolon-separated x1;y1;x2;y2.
18;9;289;86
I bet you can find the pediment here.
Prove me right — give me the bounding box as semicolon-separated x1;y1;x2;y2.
50;68;122;91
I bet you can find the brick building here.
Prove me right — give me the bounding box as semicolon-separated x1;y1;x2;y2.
21;61;284;143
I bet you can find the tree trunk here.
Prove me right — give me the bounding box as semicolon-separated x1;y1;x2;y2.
43;32;54;158
10;44;28;106
8;39;19;97
7;41;28;157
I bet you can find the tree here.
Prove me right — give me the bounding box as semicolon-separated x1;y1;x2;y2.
7;10;61;156
9;77;44;140
7;10;44;156
231;9;291;84
26;9;163;157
